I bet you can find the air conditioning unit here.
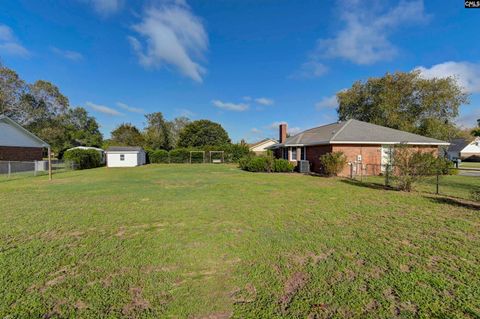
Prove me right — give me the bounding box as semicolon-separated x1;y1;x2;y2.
298;160;310;173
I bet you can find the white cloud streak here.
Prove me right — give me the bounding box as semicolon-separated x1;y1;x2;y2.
290;61;329;79
129;1;208;82
116;102;144;114
0;24;30;57
86;101;123;116
314;0;428;65
415;61;480;94
212;100;249;111
50;47;83;61
254;97;274;106
315;95;338;110
85;0;123;16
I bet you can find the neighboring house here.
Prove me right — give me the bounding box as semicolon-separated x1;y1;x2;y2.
0;115;50;161
66;146;105;164
249;138;278;154
447;138;480;161
105;146;146;167
269;119;449;176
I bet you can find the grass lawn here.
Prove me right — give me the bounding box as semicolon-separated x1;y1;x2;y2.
1;165;479;318
460;162;480;169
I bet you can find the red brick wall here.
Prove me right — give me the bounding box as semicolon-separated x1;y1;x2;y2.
306;145;332;173
331;144;382;176
0;146;44;161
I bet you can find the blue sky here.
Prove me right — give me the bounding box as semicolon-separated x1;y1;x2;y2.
1;0;479;142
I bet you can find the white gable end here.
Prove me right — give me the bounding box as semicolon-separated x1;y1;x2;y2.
0;117;49;148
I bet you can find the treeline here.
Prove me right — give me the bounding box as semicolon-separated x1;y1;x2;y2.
106;116;250;162
0;63;103;156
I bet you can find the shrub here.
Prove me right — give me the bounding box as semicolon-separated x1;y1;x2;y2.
319;152;347;176
436;158;457;175
392;146;437;192
169;148;190;163
273;159;294;172
63;149;102;170
149;150;169;163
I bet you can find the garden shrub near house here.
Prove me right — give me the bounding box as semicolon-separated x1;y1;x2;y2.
273;159;295;172
149;150;169;163
63;149;102;170
392;146;437;192
319;152;347;176
239;155;293;173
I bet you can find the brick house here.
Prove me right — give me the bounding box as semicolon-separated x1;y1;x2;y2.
269;119;449;176
0;115;50;161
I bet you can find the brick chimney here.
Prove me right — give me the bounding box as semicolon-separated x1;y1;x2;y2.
279;123;287;143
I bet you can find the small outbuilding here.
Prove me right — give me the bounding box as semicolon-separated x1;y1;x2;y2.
249;138;278;155
105;146;146;167
447;138;480;161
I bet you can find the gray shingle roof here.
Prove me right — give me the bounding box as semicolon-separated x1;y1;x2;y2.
106;146;144;152
277;119;449;147
447;138;469;153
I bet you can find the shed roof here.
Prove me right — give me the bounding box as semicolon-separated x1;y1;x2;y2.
272;119;449;147
0;115;50;148
447;138;470;153
106;146;144;152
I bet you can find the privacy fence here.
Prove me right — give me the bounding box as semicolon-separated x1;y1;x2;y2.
350;163;480;202
0;160;78;180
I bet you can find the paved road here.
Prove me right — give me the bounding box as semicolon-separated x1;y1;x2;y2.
459;170;480;177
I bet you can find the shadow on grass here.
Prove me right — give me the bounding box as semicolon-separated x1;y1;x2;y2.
425;196;480;211
340;178;396;191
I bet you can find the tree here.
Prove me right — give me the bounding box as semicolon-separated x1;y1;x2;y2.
169;116;190;148
178;120;231;148
472;119;480;137
0;64;26;121
65;107;103;147
144;112;172;150
337;71;469;141
111;123;144;146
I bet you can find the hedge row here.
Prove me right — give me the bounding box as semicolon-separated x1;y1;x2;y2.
146;144;250;164
239;155;294;173
63;149;102;170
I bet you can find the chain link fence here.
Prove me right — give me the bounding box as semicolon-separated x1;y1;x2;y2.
349;163;480;202
0;160;78;180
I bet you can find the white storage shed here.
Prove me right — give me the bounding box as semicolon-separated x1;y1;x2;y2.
105;146;146;167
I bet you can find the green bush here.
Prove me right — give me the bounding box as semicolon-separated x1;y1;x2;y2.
273;159;294;172
63;149;102;170
319;152;347;176
436;158;458;175
169;148;190;163
149;150;169;163
238;155;291;173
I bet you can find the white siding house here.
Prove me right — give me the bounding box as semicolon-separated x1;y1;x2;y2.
249;138;278;154
447;138;480;161
106;147;146;167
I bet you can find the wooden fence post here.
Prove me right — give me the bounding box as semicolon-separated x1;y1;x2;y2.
48;147;52;181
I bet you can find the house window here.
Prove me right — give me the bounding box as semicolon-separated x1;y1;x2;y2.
282;148;288;160
120;154;125;161
301;147;306;160
291;147;297;161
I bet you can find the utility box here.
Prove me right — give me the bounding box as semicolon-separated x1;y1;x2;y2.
298;160;310;173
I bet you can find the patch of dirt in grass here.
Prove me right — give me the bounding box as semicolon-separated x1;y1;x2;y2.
231;283;257;304
369;266;385;279
43;299;67;319
279;271;310;313
30;265;76;293
365;299;379;312
122;287;150;317
75;300;88;310
399;264;411;272
292;249;334;266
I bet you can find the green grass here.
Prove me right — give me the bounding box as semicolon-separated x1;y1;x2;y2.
1;165;479;318
460;162;480;168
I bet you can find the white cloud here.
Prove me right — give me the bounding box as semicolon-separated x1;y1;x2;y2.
85;0;123;16
116;102;144;114
212;100;249;111
0;24;30;57
129;2;208;82
176;108;195;118
415;61;480;94
254;97;274;106
315;95;338;110
267;121;301;136
251;128;262;134
86;101;123;116
290;61;329;79
50;47;83;61
314;0;428;65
